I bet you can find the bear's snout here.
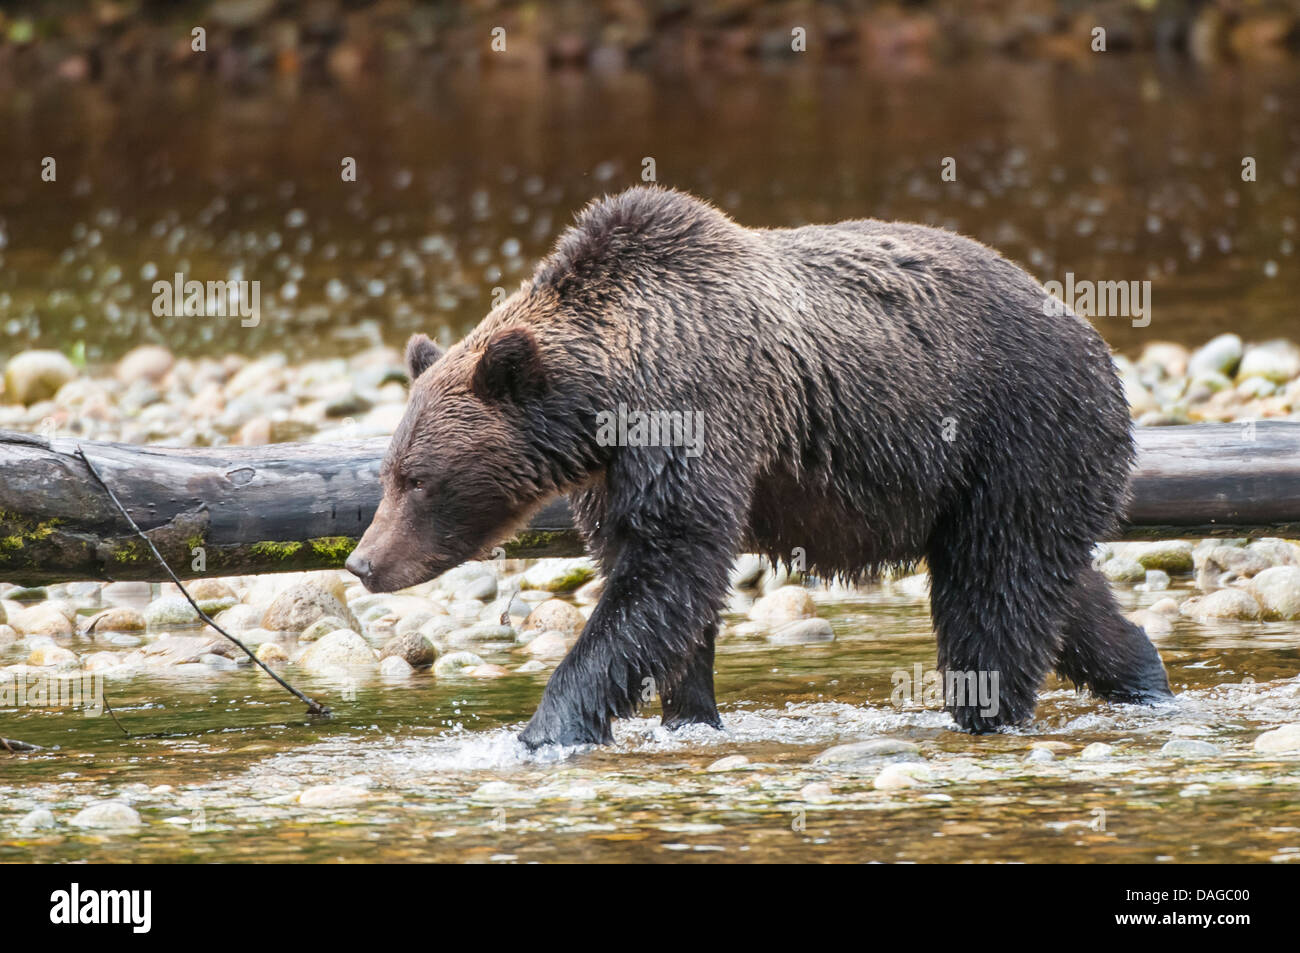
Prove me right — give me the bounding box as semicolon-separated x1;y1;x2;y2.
344;549;373;586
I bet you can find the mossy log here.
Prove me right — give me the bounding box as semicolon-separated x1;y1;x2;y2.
0;430;580;585
1;422;1299;584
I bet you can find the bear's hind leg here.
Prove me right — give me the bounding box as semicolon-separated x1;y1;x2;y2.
660;624;723;731
1054;566;1173;704
927;520;1067;733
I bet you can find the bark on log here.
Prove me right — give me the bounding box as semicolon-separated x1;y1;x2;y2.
1;422;1298;585
1123;421;1300;539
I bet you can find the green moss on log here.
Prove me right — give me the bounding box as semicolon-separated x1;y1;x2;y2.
308;536;355;563
0;511;62;554
249;540;303;560
0;511;62;548
503;529;583;557
111;540;145;563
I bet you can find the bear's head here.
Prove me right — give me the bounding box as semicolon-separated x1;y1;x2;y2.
346;322;560;592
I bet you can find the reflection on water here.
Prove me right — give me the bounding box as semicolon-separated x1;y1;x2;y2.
3;586;1298;863
2;60;1298;365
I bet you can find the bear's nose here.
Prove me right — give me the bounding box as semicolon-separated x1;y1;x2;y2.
345;551;371;580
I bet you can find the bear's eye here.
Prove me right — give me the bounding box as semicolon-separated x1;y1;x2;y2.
411;478;425;492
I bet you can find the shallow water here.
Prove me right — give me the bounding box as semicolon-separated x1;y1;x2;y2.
2;59;1299;365
4;584;1298;863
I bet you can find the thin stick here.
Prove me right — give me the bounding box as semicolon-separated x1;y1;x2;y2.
101;690;130;738
75;446;330;717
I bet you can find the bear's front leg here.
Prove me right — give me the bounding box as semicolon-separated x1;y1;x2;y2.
660;623;723;730
518;535;732;749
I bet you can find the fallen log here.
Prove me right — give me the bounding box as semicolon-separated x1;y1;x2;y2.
1124;421;1300;540
0;430;583;585
1;423;1298;584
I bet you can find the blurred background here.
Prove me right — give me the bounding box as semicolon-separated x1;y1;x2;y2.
0;0;1297;364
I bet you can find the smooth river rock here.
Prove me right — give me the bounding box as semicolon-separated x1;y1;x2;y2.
17;808;56;830
1160;739;1221;758
1253;723;1300;754
1247;566;1300;620
10;603;73;638
143;595;202;630
70;801;143;830
1131;540;1195;574
3;350;77;405
433;650;486;676
296;629;377;673
1101;557;1146;583
522;558;596;593
1079;742;1114;761
769;618;834;644
87;606;147;633
705;755;750;772
874;763;932;790
748;585;817;625
1181;588;1262;622
814;739;921;772
379;630;438;667
1187;333;1243;379
263;582;359;635
523;629;572;659
520;599;586;639
379;655;415;677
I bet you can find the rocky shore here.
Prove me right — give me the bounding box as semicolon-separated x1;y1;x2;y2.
4;529;1299;695
1;0;1294;91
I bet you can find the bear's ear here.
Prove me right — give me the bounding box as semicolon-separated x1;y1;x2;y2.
405;334;445;381
472;327;546;403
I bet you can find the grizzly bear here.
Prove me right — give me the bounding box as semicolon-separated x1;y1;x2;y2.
346;186;1172;748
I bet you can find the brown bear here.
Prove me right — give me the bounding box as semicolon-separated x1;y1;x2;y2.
346;185;1172;748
